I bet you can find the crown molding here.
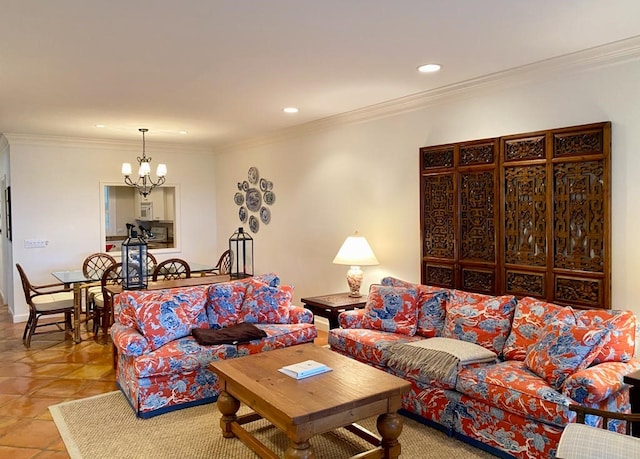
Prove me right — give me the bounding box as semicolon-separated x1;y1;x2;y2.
2;133;211;154
215;34;640;154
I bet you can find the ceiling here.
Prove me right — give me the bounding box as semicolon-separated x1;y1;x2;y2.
2;1;640;149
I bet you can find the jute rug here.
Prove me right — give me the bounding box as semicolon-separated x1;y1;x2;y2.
49;391;497;458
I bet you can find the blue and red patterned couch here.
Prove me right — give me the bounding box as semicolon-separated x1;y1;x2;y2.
328;277;640;459
111;274;317;418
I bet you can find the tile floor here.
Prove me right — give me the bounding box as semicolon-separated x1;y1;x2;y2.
0;304;328;458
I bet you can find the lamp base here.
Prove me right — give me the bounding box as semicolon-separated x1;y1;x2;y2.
346;266;363;298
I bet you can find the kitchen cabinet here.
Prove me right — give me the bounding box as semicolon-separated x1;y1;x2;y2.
136;188;166;221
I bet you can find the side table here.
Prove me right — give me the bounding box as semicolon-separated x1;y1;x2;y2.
623;369;640;437
300;293;368;329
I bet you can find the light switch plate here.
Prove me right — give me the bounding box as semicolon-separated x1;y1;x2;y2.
24;239;48;249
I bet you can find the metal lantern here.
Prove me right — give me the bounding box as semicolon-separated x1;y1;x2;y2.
121;224;148;289
229;227;253;279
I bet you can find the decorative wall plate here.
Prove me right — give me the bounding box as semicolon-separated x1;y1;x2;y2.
234;192;244;206
264;191;276;205
259;178;268;192
242;181;249;191
259;206;271;224
248;167;259;184
249;215;259;233
239;206;248;223
246;188;262;212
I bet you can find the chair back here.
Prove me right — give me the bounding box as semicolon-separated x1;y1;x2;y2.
146;252;158;277
82;253;116;281
101;262;125;288
214;250;231;274
15;264;35;305
153;258;191;281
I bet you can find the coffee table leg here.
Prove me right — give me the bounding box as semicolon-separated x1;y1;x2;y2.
217;391;240;438
377;413;403;459
285;440;314;459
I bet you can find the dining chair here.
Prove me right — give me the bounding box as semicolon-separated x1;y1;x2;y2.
16;263;75;348
211;249;231;275
152;258;191;281
82;252;116;325
146;252;158;278
92;262;127;335
556;404;640;458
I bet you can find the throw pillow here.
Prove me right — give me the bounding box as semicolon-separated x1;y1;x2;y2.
524;322;609;390
380;276;449;337
192;322;267;345
502;297;576;361
441;290;517;355
130;286;209;351
205;281;247;329
572;309;636;363
361;284;419;336
237;279;293;324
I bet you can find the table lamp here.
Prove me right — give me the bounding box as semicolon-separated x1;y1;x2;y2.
333;231;379;297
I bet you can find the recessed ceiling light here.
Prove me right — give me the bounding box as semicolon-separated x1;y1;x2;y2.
178;130;188;135
95;124;105;128
283;107;299;114
417;63;441;73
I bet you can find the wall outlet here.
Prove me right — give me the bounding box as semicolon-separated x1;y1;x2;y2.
24;239;48;249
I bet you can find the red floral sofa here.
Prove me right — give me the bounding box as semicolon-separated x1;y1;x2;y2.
111;274;317;418
328;277;640;459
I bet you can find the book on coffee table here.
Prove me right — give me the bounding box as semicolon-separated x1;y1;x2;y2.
278;360;332;379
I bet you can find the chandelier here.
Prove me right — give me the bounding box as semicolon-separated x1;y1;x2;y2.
121;128;167;198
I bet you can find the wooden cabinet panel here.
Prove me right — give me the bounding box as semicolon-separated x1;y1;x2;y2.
420;122;611;308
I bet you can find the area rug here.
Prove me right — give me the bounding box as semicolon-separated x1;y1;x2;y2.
49;391;496;458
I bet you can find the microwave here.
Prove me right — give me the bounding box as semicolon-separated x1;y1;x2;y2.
139;202;153;220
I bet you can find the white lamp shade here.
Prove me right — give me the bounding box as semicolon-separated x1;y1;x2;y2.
121;162;132;175
333;232;379;266
156;163;167;177
139;162;151;176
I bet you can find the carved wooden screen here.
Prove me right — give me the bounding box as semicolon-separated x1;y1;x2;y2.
420;121;611;309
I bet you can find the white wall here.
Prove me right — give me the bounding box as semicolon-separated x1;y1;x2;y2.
4;136;218;322
213;52;640;323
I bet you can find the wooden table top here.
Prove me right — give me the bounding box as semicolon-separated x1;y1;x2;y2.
105;274;230;295
210;344;410;425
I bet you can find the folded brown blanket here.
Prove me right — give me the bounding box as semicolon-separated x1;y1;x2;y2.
192;323;267;345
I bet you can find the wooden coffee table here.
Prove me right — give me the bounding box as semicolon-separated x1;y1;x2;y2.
210;344;411;459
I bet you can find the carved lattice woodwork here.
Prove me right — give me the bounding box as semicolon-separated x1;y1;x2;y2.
422;174;455;259
504;165;547;266
420;122;611;308
553;161;605;272
460;171;495;262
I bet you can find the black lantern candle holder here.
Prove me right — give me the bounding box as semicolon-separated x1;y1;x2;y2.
122;224;148;289
229;227;253;279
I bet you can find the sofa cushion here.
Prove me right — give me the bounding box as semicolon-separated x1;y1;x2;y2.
524;322;609;390
329;327;423;367
237;279;293;324
502;297;575;361
131;323;318;378
441;290;516;355
381;276;449;337
124;287;209;351
362;284;419;336
572;309;636;363
456;360;577;427
205;281;247;329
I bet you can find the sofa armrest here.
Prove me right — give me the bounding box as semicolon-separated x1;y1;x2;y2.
562;359;640;404
338;309;366;329
288;305;314;324
111;322;150;357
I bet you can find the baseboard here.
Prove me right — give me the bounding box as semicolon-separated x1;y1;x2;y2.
314;316;329;332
